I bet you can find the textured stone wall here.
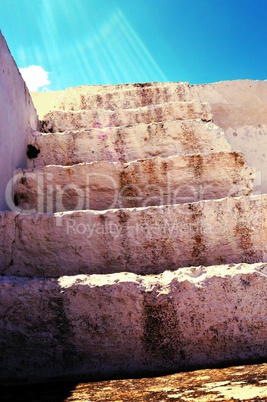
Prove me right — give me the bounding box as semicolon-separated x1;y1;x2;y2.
0;31;37;210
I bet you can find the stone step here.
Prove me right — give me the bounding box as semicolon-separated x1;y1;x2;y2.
14;152;254;213
0;195;265;277
44;82;199;112
29;120;230;167
1;263;267;382
31;82;200;118
39;101;213;133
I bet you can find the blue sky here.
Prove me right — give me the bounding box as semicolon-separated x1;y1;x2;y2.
0;0;266;91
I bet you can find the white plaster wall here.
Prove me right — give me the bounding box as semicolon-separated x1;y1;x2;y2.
0;31;37;210
195;80;267;194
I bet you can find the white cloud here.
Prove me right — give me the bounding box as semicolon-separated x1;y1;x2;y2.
19;65;51;91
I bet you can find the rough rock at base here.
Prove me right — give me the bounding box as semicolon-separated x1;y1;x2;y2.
1;263;267;383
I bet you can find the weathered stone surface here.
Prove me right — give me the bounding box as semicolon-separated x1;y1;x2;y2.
1;263;267;383
40;101;213;133
2;77;267;387
31;79;267;193
0;195;266;277
31;82;200;118
196;79;267;194
14;152;254;213
223;125;267;195
28;120;230;167
0;211;18;271
196;79;267;131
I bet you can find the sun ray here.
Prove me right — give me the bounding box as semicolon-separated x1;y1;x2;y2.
11;1;170;89
68;7;169;85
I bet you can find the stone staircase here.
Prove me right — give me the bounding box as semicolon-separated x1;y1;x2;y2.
1;82;267;384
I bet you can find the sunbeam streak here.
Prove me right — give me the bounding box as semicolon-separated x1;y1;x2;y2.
67;7;169;86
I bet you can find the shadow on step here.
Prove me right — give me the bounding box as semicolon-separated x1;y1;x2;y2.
1;357;267;402
0;380;77;402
